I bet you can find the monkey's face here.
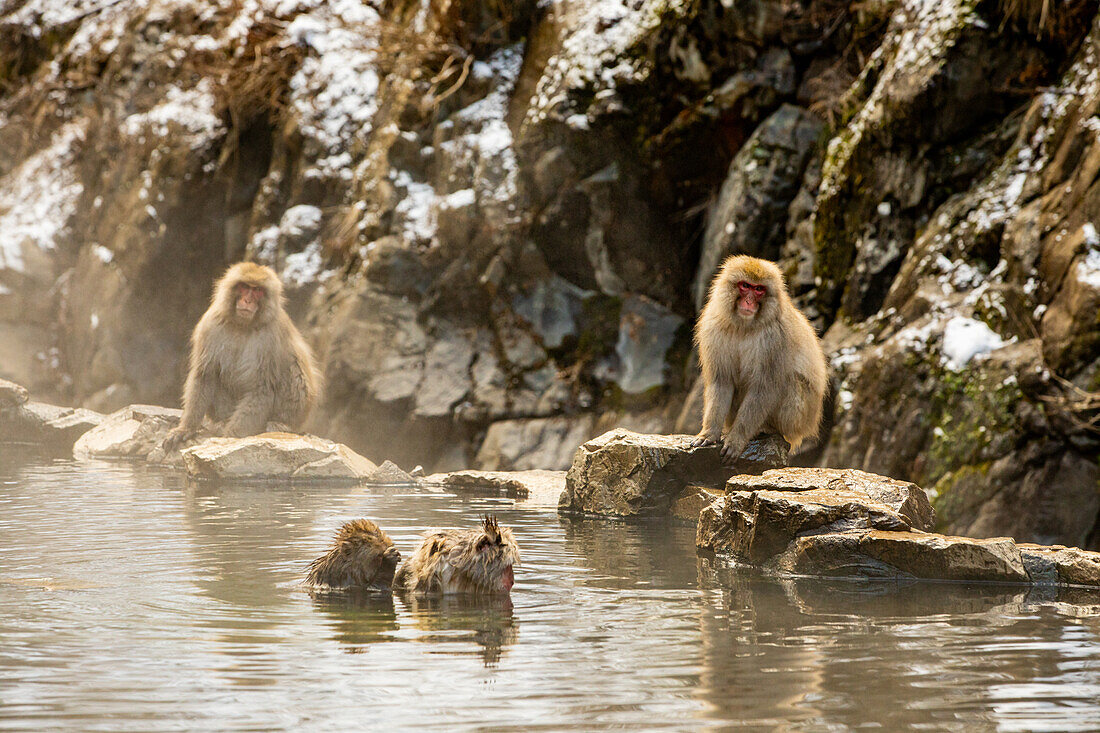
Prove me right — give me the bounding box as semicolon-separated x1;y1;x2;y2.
234;282;266;323
474;532;517;591
735;280;767;319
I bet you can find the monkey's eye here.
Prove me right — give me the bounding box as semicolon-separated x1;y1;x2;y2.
737;281;766;295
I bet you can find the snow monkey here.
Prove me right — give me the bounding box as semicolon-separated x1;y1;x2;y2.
164;262;322;448
393;515;520;595
305;519;402;590
691;255;827;462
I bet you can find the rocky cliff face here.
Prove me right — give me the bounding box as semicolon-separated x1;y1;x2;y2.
1;0;1097;545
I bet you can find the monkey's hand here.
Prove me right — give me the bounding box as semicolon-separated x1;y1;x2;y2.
690;432;719;449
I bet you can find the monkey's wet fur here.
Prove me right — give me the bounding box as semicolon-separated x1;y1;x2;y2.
306;515;519;595
305;518;401;591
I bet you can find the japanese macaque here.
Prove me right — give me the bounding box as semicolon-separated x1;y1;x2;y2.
691;255;827;462
164;262;321;448
305;519;402;590
393;515;520;595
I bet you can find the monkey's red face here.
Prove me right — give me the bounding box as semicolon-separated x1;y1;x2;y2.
736;280;767;318
235;283;265;321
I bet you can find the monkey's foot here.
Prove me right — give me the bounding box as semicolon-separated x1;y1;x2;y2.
690;434;718;449
161;427;194;451
723;434;791;473
719;439;748;464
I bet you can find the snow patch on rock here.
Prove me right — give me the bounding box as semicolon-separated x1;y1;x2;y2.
941;316;1006;370
0;122;85;273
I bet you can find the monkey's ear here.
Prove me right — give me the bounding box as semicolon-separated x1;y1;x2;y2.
429;538;444;555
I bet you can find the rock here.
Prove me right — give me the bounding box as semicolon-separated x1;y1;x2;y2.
697;477;932;563
725;468;936;531
560;429;731;517
693;104;823;309
73;404;182;460
182;433;378;482
0;400;105;447
672;485;724;522
365;459;416;484
611;295;684;395
476;415;596;471
1019;544;1100;588
512;276;591;349
728;433;790;475
422;469;565;506
0;378;29;408
773;530;1030;584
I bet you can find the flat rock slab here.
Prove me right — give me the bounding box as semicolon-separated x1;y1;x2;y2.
774;530;1031;583
424;469;566;507
73;404;183;462
698;485;927;563
0;400;105;447
727;468;936;531
182;433;378;482
559;429;731;517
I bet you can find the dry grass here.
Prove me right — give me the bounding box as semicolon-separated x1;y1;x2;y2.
998;0;1096;43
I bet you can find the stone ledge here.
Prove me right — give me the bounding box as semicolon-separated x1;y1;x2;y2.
182;433;378;482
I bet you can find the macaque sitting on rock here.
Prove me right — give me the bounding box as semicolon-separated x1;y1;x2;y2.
164;262;322;449
305;519;402;590
393;515;520;595
691;255;827;463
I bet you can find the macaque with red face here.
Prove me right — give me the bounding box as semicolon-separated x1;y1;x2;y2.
690;255;827;462
392;515;520;595
164;262;322;448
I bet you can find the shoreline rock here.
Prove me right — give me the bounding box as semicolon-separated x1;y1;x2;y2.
422;469;566;507
559;430;733;517
0;384;105;448
73;404;186;463
182;433;379;482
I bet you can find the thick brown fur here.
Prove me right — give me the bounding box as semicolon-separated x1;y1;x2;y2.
165;262;322;446
692;255;828;461
392;515;520;595
305;518;402;590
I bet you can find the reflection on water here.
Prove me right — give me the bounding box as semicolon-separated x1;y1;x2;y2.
2;449;1100;731
308;592;399;652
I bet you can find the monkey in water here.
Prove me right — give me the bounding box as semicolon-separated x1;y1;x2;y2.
393;515;520;595
690;255;827;463
164;262;322;448
305;518;402;590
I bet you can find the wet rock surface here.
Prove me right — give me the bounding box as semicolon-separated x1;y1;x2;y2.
423;469;566;507
697;466;1100;588
0;398;104;447
697;474;935;563
774;531;1030;584
73;404;185;462
559;429;732;517
182;434;378;482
